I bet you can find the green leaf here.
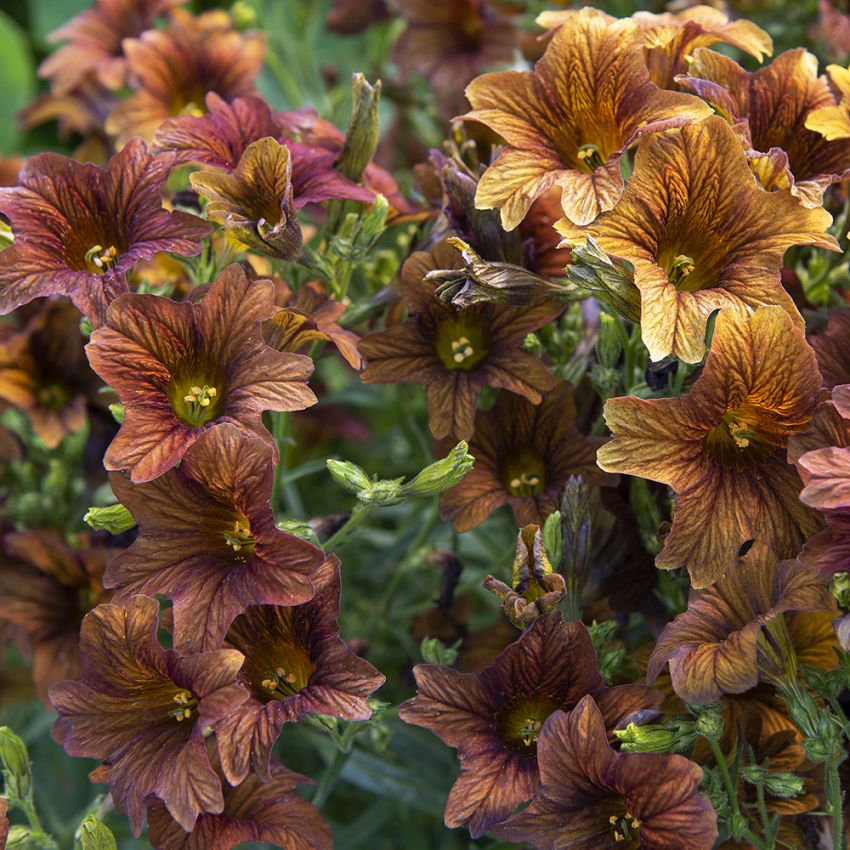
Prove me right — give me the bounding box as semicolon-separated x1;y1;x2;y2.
28;0;90;43
0;11;34;153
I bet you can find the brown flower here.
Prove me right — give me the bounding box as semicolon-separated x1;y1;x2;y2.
492;695;718;849
647;545;835;704
359;242;561;441
0;529;111;703
399;613;662;838
86;265;316;482
439;381;612;532
215;557;385;784
106;424;325;653
463;7;711;228
559;116;838;363
0;140;212;326
106;10;265;145
811;308;850;390
598;307;824;587
50;596;248;834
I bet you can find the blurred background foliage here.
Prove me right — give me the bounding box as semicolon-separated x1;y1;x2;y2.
0;0;840;848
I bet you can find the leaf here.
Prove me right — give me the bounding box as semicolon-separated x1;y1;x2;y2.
0;11;34;153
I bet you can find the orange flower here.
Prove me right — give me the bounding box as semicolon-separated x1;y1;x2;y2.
678;49;850;206
598;307;824;587
559;117;838;363
462;7;711;229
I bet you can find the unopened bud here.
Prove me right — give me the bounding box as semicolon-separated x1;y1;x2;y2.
691;703;725;741
420;637;461;666
590;363;622;401
84;504;136;535
108;402;124;424
6;826;32;848
560;477;591;603
762;771;805;799
564;237;641;323
326;459;373;496
0;727;31;802
231;1;258;29
831;571;850;609
359;194;389;244
597;312;623;368
402;442;474;499
77;814;118;850
614;720;697;754
277;519;320;547
338;74;381;182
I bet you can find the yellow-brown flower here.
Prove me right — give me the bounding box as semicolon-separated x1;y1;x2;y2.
559;117;838;363
598;307;824;588
806;63;850;140
462;7;711;229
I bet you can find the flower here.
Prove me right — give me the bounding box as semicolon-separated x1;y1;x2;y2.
86;264;316;483
559;116;838;363
359;242;561;441
0;140;212;326
105;10;265;145
38;0;182;96
678;49;850;207
106;424;324;653
806;63;850;141
147;754;332;850
392;0;520;120
810;309;850;390
491;695;718;850
0;299;103;448
398;612;663;838
49;595;248;834
0;529;111;703
439;381;612;531
215;556;385;783
598;307;824;588
647;544;835;704
264;279;363;369
463;7;711;229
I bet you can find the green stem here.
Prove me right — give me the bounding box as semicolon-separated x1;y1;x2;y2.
270;413;289;513
826;752;846;850
754;778;771;843
322;503;374;552
311;722;360;809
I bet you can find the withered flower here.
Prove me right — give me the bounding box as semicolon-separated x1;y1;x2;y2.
439;381;612;532
49;596;248;834
492;695;718;850
806;63;850;140
106;425;324;653
0;529;111;703
560;116;838;364
678;49;850;207
463;7;711;229
147;754;332;850
39;0;182;95
0;299;102;448
647;544;835;704
215;557;385;784
0;140;212;326
398;612;662;838
106;10;266;145
598;307;824;587
393;0;519;120
359;242;561;441
86;265;316;483
810;308;850;390
264;279;363;369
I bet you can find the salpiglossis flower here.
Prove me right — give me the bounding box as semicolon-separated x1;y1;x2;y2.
106;424;324;653
598;307;824;587
215;556;385;783
86;265;316;482
559;116;838;363
359;242;561;441
0;140;211;326
806;63;850;140
38;0;182;96
439;382;612;531
492;695;718;850
398;612;662;838
463;7;711;229
147;752;332;850
648;544;835;704
49;595;248;834
105;10;266;145
0;529;111;703
810;308;850;390
678;49;850;207
0;299;103;448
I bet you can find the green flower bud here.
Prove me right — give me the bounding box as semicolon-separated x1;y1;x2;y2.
597;312;623;368
614;720;698;754
231;0;258;29
522;333;543;356
326;459;373;496
338;74;381;182
762;771;805;799
590;363;622;401
6;826;32;848
359;194;389;244
403;442;474;499
84;504;136;535
77;814;118;850
108;403;124;424
0;726;31;802
420;637;461;666
830;571;850;609
691;703;724;741
276;519;321;547
565;237;641;323
542;510;562;566
361;478;405;506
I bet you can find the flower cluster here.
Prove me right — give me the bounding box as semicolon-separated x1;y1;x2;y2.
1;1;850;849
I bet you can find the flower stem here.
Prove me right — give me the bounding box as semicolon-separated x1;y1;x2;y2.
323;503;374;552
826;751;846;850
311;721;361;809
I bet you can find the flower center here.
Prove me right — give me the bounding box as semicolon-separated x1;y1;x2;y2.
609;808;642;846
258;643;313;701
434;316;491;371
84;244;119;275
577;143;605;172
168;689;197;722
496;693;561;755
224;517;255;560
174;383;221;428
501;448;548;497
667;254;696;288
704;403;789;469
35;382;72;411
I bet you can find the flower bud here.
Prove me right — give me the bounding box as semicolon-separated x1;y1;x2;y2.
276;519;321;547
77;814;118;850
564;237;641;323
596;312;623;368
560;477;591;607
231;0;258;29
762;772;805;799
0;727;31;802
830;571;850;608
326;459;373;496
6;826;32;848
614;720;697;754
691;703;724;741
590;364;622;401
402;442;474;499
83;504;136;535
337;74;381;182
108;402;124;424
420;636;461;666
